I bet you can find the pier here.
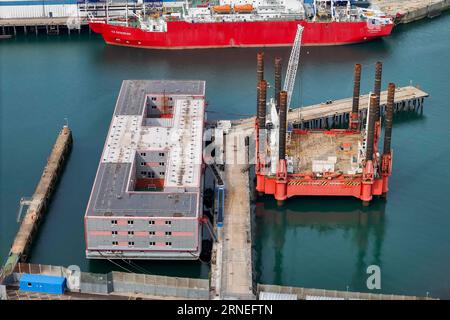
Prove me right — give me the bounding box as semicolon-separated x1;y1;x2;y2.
0;126;72;281
233;85;428;130
0;18;89;36
373;0;450;24
2;0;449;38
212;128;255;299
0;2;145;36
210;83;429;299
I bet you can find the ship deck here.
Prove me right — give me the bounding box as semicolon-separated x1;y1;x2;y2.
286;131;362;175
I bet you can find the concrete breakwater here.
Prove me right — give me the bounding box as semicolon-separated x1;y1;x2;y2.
0;126;72;280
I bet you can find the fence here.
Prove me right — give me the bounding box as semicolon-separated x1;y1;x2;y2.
257;284;434;300
80;272;113;295
9;263;209;299
112;271;209;299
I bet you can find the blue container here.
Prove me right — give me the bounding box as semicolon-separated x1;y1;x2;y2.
216;186;225;228
19;274;66;295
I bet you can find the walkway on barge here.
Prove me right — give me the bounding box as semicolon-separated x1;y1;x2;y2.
211;127;255;299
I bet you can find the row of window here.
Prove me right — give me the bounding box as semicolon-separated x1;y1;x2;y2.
150;105;174;110
150;97;173;102
140;162;165;166
111;231;172;236
140;152;165;157
111;220;172;225
139;171;165;177
111;241;172;247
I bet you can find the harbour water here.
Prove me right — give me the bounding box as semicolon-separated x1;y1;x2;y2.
1;13;450;297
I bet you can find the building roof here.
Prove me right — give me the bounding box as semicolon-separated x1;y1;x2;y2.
85;80;205;218
114;80;206;116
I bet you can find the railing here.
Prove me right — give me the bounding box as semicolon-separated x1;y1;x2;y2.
257;284;435;300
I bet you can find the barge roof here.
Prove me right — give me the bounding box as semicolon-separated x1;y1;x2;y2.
85;80;205;218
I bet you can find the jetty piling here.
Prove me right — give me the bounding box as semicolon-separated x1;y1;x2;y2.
1;126;72;280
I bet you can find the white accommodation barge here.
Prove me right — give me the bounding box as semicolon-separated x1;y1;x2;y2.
84;80;206;260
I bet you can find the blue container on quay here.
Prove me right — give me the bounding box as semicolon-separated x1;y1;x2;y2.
19;274;66;295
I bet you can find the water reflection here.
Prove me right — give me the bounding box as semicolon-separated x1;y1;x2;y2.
254;196;386;290
98;38;393;69
86;257;208;278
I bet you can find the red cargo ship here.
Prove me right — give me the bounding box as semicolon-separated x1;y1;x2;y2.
88;0;394;49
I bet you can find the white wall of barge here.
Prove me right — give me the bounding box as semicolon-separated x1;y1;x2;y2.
0;1;78;19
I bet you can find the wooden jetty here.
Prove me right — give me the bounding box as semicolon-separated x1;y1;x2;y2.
0;126;72;280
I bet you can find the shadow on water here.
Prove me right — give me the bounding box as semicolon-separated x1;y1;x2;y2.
254;195;386;292
392;110;427;127
86;258;208;278
97;38;394;70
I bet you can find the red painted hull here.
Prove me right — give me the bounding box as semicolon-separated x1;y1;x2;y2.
89;19;394;49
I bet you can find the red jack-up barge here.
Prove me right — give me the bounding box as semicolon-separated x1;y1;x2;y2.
255;55;395;206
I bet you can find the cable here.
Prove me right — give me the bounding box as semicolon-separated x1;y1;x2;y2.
98;251;134;273
107;251;154;275
188;251;210;265
124;259;153;275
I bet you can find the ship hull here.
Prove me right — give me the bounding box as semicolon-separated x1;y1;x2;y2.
89;19;394;49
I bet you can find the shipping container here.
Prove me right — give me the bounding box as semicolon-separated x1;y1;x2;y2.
19;273;66;295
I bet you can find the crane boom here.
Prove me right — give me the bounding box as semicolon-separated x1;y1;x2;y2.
283;25;304;109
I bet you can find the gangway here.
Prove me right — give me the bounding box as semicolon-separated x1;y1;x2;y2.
208;163;225;228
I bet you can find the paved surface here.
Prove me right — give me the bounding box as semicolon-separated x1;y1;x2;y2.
219;129;254;299
372;0;450;23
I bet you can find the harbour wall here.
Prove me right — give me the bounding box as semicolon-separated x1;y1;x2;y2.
0;126;72;281
373;0;450;24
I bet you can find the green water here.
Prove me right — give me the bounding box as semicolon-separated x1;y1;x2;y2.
1;14;450;297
